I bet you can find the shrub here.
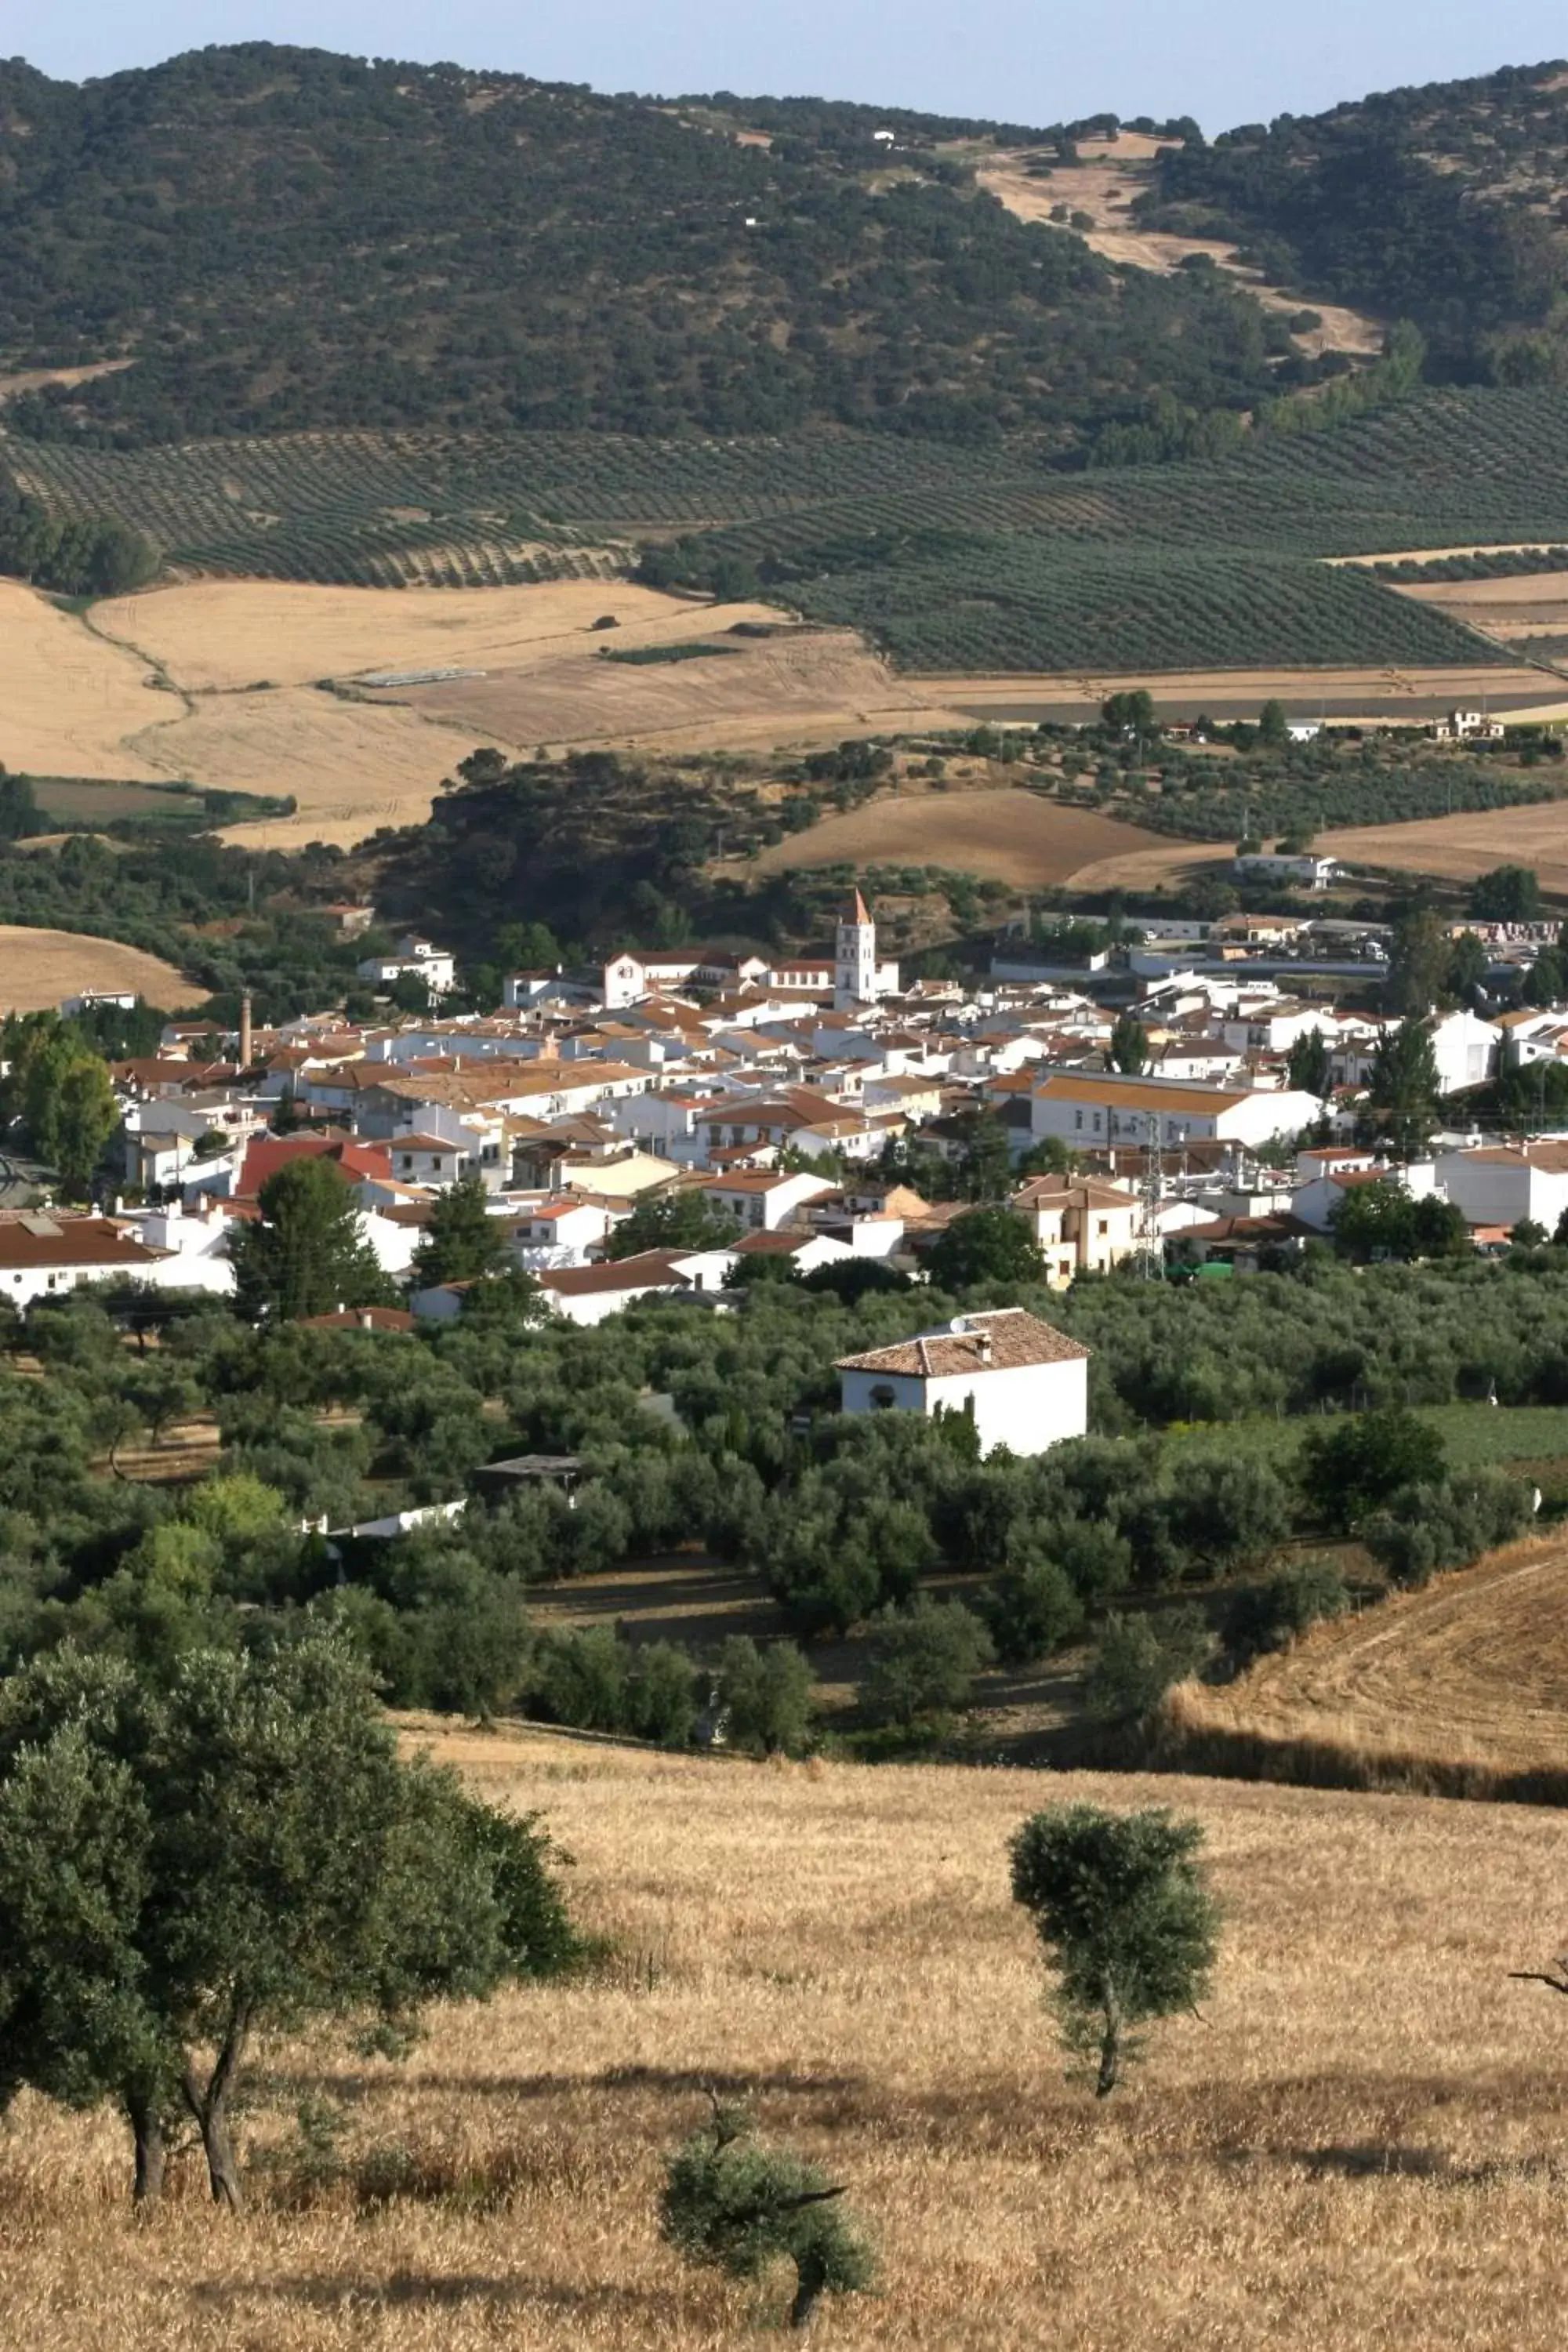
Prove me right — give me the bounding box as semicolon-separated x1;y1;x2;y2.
1363;1469;1533;1588
1084;1606;1210;1723
659;2105;875;2330
715;1637;815;1757
859;1596;995;1729
1297;1407;1447;1533
979;1558;1084;1666
1228;1556;1349;1661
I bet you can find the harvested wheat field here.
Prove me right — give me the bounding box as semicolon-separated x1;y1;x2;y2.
87;579;767;695
1319;802;1568;894
5;579;968;849
393;625;964;766
8;1722;1568;2350
0;581;169;781
1396;572;1568;646
0;926;188;1014
1161;1537;1568;1799
746;789;1165;887
978;139;1382;359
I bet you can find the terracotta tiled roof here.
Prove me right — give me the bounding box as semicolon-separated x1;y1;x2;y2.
538;1250;691;1297
837;1308;1089;1380
0;1218;162;1272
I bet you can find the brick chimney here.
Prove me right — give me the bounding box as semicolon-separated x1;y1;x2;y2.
239;993;253;1071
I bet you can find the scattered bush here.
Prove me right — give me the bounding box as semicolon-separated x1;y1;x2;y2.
858;1596;995;1729
1084;1606;1210;1723
660;2105;875;2330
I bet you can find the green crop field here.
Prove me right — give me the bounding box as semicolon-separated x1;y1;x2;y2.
1165;1403;1568;1476
15;388;1568;670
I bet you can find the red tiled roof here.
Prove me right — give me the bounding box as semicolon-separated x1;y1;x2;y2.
538;1250;691;1297
0;1218;162;1272
238;1135;392;1197
837;1308;1089;1379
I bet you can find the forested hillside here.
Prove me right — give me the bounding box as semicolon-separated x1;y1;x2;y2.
1143;60;1568;382
0;45;1285;448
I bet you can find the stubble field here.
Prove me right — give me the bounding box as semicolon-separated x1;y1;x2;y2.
744;788;1166;887
1163;1536;1568;1795
0;926;190;1014
5;1722;1567;2350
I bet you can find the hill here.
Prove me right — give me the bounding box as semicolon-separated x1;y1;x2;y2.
1142;60;1568;382
0;46;1285;449
8;1722;1566;2349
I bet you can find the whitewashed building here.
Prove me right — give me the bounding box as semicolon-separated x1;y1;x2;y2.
836;1308;1090;1458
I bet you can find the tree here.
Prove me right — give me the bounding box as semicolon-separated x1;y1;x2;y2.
0;1629;576;2205
605;1189;743;1261
1286;1026;1333;1097
925;1207;1046;1290
1387;907;1454;1017
1298;1406;1447;1534
715;1637;815;1757
1256;698;1290;750
1512;1218;1549;1249
1361;1019;1440;1156
1109;1012;1148;1076
1008;1806;1219;2096
660;2104;874;2330
859;1596;994;1730
980;1558;1083;1666
230;1157;392;1321
1469;865;1541;924
411;1171;510;1287
1101;689;1157;742
1446;930;1489;1000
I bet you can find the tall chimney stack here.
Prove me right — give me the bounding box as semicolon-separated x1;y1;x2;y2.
239;993;253;1071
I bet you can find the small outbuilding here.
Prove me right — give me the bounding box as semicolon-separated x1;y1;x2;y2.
835;1308;1089;1457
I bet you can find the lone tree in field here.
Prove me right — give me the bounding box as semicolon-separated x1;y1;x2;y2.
1008;1805;1219;2096
0;1628;576;2207
660;2103;874;2330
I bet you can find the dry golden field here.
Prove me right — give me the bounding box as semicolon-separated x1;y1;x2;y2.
1163;1537;1568;1796
1317;803;1568;895
6;1722;1568;2350
744;787;1166;889
1398;572;1568;648
2;580;968;850
0;925;190;1014
978;138;1383;359
0;580;169;781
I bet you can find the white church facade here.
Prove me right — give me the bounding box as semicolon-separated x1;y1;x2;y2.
834;891;899;1011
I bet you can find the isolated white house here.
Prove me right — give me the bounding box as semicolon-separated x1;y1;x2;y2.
835;1308;1089;1458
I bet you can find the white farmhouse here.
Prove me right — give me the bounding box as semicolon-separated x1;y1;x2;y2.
1029;1073;1322;1153
836;1308;1089;1458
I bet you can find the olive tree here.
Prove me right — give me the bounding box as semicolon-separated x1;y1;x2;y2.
660;2103;874;2329
0;1628;576;2206
1008;1804;1219;2096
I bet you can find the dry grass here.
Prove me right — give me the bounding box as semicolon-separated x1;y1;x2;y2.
978;140;1384;359
742;788;1164;888
0;581;168;781
6;1722;1568;2349
1395;574;1568;646
1161;1536;1568;1798
1318;804;1568;895
0;926;189;1014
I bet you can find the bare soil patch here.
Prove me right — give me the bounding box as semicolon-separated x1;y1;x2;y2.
745;786;1165;888
0;927;189;1014
978;141;1383;358
0;359;134;401
9;1725;1568;2350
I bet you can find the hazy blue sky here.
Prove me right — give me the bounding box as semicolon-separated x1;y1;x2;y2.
6;2;1566;133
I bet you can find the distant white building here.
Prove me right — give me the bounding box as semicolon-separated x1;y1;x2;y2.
836;1308;1090;1458
1233;855;1341;892
356;935;456;996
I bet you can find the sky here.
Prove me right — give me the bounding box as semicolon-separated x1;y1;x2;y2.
5;1;1566;134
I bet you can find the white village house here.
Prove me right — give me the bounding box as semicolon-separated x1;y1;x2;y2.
836;1308;1089;1458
